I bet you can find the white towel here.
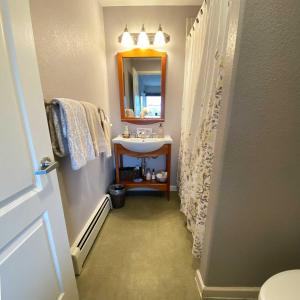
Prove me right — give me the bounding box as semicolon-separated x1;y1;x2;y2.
81;101;106;157
99;109;112;157
45;103;68;157
52;98;95;170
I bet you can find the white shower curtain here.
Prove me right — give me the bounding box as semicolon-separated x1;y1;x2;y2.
178;0;231;258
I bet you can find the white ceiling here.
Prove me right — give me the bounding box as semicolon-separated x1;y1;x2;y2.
99;0;201;7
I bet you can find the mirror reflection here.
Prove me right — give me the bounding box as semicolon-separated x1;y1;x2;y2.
123;57;162;119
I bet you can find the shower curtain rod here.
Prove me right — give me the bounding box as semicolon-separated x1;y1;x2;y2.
188;0;207;37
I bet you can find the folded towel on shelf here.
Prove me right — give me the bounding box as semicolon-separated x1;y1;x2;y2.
45;103;68;157
81;101;106;157
99;109;112;157
52;98;95;170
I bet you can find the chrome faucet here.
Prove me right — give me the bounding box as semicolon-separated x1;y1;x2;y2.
136;128;153;138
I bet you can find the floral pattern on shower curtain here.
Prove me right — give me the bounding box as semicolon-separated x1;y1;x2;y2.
178;0;230;258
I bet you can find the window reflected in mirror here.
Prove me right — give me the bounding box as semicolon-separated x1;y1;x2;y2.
123;57;162;119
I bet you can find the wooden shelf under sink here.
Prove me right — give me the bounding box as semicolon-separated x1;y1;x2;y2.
120;180;168;191
114;143;171;200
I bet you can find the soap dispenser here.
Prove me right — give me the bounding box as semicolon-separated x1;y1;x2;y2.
157;123;164;138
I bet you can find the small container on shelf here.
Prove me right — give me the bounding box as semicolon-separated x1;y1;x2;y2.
145;168;151;181
156;171;168;183
119;167;135;181
151;169;156;181
133;165;143;183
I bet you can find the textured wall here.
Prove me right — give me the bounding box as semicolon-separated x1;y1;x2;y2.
201;0;300;287
103;6;199;185
30;0;113;245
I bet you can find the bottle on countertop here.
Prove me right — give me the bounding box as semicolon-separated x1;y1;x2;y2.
134;165;141;179
151;169;156;181
146;168;151;181
157;123;164;138
123;125;130;138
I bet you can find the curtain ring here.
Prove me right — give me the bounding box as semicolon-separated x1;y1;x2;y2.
200;9;203;15
196;18;199;23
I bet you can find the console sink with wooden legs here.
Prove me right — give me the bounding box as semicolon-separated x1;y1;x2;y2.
113;140;172;200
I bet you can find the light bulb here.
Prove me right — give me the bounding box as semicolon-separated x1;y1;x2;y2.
137;25;149;48
154;24;166;47
121;25;134;48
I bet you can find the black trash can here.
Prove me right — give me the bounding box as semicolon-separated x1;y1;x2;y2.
109;184;126;208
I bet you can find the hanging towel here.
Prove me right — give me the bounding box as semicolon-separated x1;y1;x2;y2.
45;103;68;157
99;109;112;157
81;101;106;157
52;98;95;170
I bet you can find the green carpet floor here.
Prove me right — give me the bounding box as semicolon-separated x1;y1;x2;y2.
77;191;200;300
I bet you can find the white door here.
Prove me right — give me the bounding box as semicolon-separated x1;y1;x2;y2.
0;0;78;299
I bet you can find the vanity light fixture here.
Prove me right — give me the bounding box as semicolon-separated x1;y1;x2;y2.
118;24;170;48
137;25;150;48
120;25;134;48
154;24;166;47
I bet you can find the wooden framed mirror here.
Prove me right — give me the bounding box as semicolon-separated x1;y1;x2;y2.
117;49;167;124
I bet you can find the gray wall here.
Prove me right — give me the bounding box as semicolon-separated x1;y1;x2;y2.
103;6;199;186
30;0;113;245
201;0;300;287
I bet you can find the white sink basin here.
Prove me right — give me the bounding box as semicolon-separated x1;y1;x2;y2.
112;135;173;152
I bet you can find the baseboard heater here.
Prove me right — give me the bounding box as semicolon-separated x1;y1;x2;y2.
71;194;111;275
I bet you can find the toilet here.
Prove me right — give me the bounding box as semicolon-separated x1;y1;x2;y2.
259;270;300;300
